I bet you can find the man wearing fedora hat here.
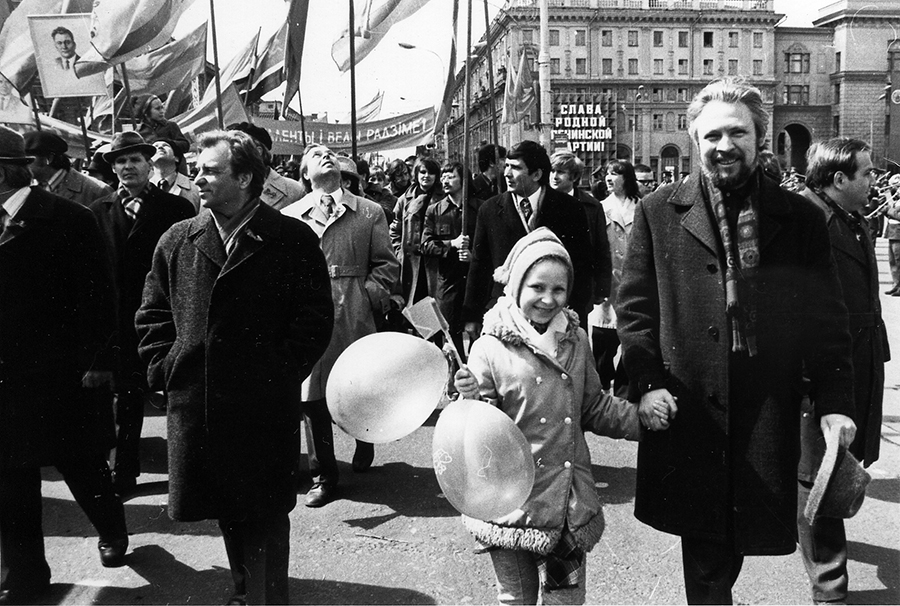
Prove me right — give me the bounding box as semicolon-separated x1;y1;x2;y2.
227;122;305;211
798;137;888;605
24;130;112;206
0;125;129;603
151;138;200;212
90;131;195;496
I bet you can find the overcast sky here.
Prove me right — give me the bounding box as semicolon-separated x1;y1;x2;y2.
182;0;826;118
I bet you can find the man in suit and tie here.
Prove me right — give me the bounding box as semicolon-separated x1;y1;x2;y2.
25;131;112;206
90;131;195;496
51;26;79;72
151;138;200;212
0;125;128;605
462;139;594;336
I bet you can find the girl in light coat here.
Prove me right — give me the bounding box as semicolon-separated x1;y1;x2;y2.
455;228;645;605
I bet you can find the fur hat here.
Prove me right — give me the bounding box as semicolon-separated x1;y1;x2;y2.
0;125;35;164
804;427;871;523
493;227;572;300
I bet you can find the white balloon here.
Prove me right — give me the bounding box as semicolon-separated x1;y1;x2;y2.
326;332;447;443
432;399;535;521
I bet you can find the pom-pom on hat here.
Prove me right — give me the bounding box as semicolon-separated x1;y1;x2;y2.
804;427;871;523
493;227;572;300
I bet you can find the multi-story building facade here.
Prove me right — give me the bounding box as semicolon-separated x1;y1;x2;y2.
446;0;900;180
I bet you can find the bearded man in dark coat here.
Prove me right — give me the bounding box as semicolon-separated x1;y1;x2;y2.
797;137;888;604
136;130;333;605
616;78;856;605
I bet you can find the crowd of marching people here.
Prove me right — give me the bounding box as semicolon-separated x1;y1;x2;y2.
0;75;890;605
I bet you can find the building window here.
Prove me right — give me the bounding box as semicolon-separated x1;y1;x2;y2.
835;51;841;72
652;87;663;101
703;59;714;75
575;58;586;75
833;115;840;136
678;59;688;75
834;83;841;104
628;30;639;47
729;31;739;48
753;31;763;48
601;30;612;47
628;58;639;75
654;59;664;75
602;58;612;75
653;114;664;131
522;29;534;45
677;87;688;101
752;59;763;76
575;30;586;46
549;29;560;46
678;31;689;48
728;59;738;76
628;115;642;132
678;114;688;130
785;52;810;74
551;58;560;75
653;31;663;47
703;32;713;48
783;85;809;105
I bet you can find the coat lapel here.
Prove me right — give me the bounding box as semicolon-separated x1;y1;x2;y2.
189;212;227;268
220;203;280;277
0;189;47;247
671;176;719;256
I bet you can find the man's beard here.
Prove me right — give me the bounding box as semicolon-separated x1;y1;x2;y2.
702;155;757;191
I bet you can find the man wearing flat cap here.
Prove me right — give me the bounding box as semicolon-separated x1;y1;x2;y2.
0;125;129;604
25;130;112;206
90;131;195;496
227;121;305;210
151;138;200;212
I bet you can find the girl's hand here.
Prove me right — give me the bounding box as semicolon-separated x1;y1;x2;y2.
639;388;678;431
454;366;480;400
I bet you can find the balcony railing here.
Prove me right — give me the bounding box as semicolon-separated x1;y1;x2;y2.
510;0;772;9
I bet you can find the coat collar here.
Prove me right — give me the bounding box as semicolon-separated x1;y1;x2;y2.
187;201;281;272
663;170;787;255
0;188;50;246
801;187;868;266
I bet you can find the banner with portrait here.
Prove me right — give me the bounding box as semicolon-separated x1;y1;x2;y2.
28;14;106;98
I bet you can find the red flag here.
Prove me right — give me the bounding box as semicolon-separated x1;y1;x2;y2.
331;0;433;73
202;28;260;103
502;49;536;124
245;23;286;105
434;0;458;132
121;20;207;98
174;83;249;137
283;0;309;108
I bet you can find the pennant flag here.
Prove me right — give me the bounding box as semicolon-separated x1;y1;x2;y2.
339;89;383;123
331;0;433;73
74;0;198;78
401;296;462;365
120;21;206;98
502;49;536;124
202;28;260;103
283;0;309;108
173;82;249;137
0;0;93;93
245;23;286;106
434;0;458;132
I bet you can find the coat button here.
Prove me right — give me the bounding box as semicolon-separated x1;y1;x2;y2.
540;417;547;424
707;263;718;273
564;461;572;469
708;326;719;341
564;417;572;424
561;373;568;381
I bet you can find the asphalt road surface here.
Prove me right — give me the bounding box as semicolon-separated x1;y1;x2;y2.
31;242;900;605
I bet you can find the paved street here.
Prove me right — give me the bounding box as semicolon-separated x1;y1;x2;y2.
32;243;900;605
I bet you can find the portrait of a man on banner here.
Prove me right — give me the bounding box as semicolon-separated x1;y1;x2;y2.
28;14;106;99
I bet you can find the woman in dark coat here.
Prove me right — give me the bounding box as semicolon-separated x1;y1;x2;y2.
132;94;190;154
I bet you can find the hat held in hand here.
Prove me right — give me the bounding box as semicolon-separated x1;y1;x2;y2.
804;426;871;523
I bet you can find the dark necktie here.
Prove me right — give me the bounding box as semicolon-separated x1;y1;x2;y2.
0;207;7;237
322;193;336;219
519;196;533;222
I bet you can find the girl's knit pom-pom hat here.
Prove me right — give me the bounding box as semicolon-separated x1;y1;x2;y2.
493;227;573;299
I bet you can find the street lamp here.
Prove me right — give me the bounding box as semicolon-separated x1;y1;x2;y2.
633;85;644;164
398;42;448;157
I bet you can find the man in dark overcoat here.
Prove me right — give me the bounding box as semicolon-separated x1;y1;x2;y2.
462;140;594;334
616;78;857;605
24;131;112;207
0;126;128;605
91;131;195;496
797;137;889;604
135;130;333;605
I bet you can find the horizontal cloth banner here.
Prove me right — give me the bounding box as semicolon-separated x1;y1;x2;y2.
255;106;434;155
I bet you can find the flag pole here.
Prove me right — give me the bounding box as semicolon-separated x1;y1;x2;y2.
298;92;307;146
461;0;472;234
538;0;550;151
482;0;498;156
120;64;137;127
29;90;42;131
77;98;91;161
208;0;225;128
349;0;358;159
